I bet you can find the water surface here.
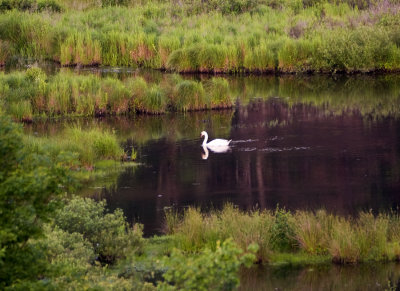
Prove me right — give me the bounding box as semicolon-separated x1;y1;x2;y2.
98;75;400;235
25;74;400;236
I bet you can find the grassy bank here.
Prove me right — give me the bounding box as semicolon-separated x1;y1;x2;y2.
165;205;400;264
0;0;399;73
0;68;233;120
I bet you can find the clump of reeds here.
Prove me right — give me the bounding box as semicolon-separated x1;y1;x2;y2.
139;84;167;114
207;77;233;109
174;80;207;111
60;31;101;66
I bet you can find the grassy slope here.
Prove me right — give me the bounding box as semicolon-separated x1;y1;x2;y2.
0;0;399;73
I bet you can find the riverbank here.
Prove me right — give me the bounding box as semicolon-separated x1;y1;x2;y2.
0;0;399;73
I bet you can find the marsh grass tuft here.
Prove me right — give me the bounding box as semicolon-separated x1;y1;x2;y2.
174;80;207;111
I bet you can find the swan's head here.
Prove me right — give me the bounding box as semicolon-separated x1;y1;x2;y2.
200;131;207;137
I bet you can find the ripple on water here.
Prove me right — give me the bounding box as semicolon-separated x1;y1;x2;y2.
231;139;259;144
259;146;311;152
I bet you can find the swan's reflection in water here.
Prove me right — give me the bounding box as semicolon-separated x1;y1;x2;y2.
201;144;231;160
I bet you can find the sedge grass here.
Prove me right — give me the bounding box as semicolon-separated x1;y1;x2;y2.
165;205;400;264
1;1;400;73
24;126;125;168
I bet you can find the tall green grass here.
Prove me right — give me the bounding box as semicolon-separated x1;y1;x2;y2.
24;126;125;167
165;205;400;264
1;0;399;73
0;40;11;66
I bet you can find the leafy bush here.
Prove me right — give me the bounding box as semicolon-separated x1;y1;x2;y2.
36;225;96;277
54;197;144;264
270;207;297;252
0;116;70;287
158;239;258;291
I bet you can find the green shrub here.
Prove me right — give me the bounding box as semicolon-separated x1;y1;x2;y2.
159;239;258;291
37;225;95;276
54;197;144;264
269;207;297;252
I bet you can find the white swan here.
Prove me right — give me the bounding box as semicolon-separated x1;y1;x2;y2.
201;131;232;147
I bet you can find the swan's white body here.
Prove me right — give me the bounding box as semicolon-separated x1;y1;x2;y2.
201;131;231;147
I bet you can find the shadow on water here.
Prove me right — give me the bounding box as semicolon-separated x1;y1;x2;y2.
24;73;400;237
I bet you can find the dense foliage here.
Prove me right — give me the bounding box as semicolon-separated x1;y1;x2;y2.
0;115;70;287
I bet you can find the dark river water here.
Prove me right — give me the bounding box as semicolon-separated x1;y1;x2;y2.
97;75;400;237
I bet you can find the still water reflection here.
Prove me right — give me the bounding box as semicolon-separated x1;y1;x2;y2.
239;263;400;290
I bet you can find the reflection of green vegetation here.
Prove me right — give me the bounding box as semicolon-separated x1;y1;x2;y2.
233;75;400;119
239;263;400;291
128;110;234;145
165;205;400;264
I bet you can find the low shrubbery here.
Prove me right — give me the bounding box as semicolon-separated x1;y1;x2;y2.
158;239;258;291
54;197;144;264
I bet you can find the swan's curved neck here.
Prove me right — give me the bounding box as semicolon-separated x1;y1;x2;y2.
202;132;208;145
